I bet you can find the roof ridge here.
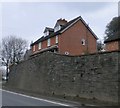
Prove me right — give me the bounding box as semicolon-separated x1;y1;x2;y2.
31;16;98;46
45;27;54;29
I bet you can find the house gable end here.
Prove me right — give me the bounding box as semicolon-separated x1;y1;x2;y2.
60;16;98;40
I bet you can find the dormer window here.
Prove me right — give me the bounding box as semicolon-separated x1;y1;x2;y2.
54;18;67;32
44;27;54;37
54;25;61;32
44;31;49;36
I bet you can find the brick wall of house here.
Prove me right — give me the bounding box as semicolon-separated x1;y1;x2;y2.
32;36;57;54
87;29;97;53
32;46;34;52
50;36;56;46
58;20;97;56
41;40;47;49
105;41;120;51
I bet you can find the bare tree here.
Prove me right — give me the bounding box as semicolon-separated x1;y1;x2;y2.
1;36;28;77
97;40;104;52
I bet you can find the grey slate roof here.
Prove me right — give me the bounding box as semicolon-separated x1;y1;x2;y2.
31;16;98;46
43;27;54;33
104;35;120;43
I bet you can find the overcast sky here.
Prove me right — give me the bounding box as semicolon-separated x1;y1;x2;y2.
1;1;118;46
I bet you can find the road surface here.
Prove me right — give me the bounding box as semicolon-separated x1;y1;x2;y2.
2;90;72;107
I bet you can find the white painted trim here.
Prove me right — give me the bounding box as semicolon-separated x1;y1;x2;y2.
54;25;61;32
44;31;49;36
81;39;86;45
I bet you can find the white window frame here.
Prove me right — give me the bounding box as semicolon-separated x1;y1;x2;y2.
47;38;50;46
65;51;69;55
38;42;41;50
33;45;35;51
56;36;58;44
81;39;85;45
54;25;61;32
44;31;49;36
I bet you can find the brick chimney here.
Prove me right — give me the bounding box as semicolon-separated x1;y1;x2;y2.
57;18;67;26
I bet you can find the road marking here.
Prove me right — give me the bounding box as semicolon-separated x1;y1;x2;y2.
2;89;70;107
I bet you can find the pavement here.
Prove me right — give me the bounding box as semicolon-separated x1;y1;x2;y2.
2;89;119;108
2;89;93;108
2;90;71;107
1;86;119;108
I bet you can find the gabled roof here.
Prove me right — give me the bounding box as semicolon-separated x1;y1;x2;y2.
104;35;120;43
31;16;98;46
60;16;98;39
44;27;54;33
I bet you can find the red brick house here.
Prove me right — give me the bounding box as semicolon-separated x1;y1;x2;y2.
31;16;98;56
104;35;120;51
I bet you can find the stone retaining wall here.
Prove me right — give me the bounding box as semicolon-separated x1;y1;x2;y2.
7;51;120;104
